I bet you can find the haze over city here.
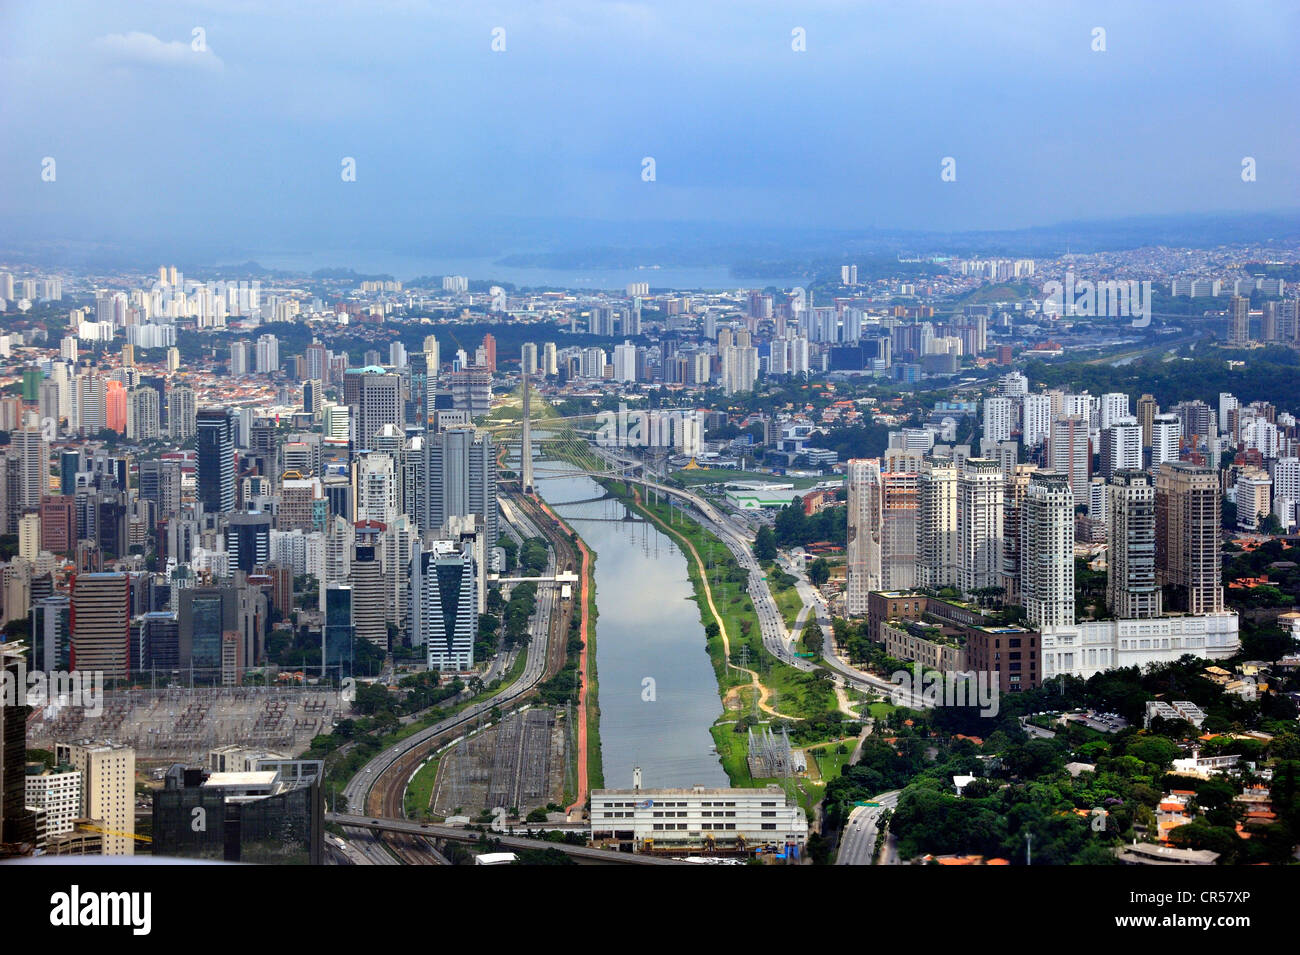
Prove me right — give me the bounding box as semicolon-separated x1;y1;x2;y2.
2;0;1298;272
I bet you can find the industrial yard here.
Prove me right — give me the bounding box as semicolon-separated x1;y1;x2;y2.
26;686;344;762
428;706;567;816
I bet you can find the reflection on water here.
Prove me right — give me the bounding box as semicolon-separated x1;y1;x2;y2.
510;443;728;790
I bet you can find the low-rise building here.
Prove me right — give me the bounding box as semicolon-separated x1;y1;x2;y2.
590;782;807;855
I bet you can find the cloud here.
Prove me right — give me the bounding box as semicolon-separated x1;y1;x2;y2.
92;31;223;71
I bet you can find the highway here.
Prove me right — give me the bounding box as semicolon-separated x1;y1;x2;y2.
835;791;901;866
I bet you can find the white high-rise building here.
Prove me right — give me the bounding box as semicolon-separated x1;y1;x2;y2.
721;344;759;395
1273;457;1300;531
520;342;538;376
25;767;82;841
917;461;958;589
1022;470;1075;629
983;396;1014;444
354;451;398;526
1236;470;1272;532
322;402;350;443
957;458;1004;595
255;334;279;374
1088;476;1109;527
612;341;637;383
1021;393;1052;448
1100;418;1143;479
1151;413;1182;470
1219;393;1239;437
999;371;1029;396
1099;392;1131;431
410;538;477;671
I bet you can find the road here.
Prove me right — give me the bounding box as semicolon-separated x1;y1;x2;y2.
835;790;901;866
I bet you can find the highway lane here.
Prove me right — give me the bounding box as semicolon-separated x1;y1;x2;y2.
835;790;901;866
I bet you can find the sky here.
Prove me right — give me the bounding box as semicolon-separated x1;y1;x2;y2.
1;0;1297;265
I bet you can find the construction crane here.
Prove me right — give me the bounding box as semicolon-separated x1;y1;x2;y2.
75;823;152;843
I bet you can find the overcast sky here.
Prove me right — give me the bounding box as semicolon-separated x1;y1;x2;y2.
1;0;1296;260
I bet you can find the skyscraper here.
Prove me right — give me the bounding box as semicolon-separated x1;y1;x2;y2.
350;530;387;650
423;427;498;546
168;386;196;441
1000;463;1038;604
1021;393;1052;449
957;458;1004;595
1151;413;1182;471
1;643;37;849
70;572;131;679
138;459;182;520
982;396;1013;444
917;460;958;590
1100;417;1143;479
1155;462;1223;615
880;469;919;591
56;740;136;856
1022;471;1075;629
1228;294;1251;346
1136;394;1159;448
1098;392;1131;430
127;387;161;441
322;583;353;678
1108;469;1160;619
410;539;477;672
11;427;48;510
845;459;881;614
196;407;236;514
347;367;404;452
1049;415;1090;501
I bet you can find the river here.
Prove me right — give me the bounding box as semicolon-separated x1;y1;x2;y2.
518;444;729;791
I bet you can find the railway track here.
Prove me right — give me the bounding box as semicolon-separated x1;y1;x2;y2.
347;491;580;862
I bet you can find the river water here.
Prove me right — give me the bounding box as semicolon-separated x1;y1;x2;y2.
519;445;729;791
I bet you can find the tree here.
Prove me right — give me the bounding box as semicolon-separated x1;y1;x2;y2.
809;558;830;586
753;525;777;562
802;621;824;656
